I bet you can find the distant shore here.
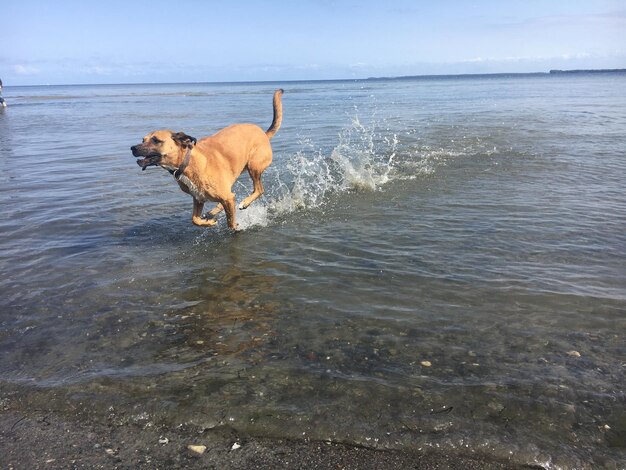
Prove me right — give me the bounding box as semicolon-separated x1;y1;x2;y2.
366;68;626;81
549;68;626;74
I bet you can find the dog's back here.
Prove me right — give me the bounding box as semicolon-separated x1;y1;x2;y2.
196;124;271;180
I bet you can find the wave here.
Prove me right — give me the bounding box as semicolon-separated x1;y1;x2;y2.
8;87;291;103
9;91;219;102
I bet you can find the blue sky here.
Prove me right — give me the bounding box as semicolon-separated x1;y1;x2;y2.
2;0;625;85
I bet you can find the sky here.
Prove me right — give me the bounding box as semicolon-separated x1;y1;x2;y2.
2;0;625;85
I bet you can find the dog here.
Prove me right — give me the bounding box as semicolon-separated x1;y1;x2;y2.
131;89;283;230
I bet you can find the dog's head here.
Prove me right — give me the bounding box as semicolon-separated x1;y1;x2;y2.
131;130;197;171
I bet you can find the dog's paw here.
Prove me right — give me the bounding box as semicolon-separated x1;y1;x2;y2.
238;202;248;210
192;216;217;227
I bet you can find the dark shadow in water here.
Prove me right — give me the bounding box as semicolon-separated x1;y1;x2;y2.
121;214;223;244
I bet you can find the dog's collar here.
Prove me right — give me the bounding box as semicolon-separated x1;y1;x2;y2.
169;146;193;181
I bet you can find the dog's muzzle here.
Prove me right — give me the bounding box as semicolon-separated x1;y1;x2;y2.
131;145;162;171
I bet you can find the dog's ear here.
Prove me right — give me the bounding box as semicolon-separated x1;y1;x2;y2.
171;132;197;149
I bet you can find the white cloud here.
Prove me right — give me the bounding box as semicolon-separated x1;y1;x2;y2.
460;52;601;64
295;64;321;70
85;65;112;76
464;57;486;63
13;64;40;75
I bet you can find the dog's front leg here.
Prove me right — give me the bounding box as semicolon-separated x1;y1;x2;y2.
192;199;217;227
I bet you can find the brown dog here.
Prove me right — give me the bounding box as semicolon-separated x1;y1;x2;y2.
131;89;283;230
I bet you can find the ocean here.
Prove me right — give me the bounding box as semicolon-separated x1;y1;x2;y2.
1;73;624;468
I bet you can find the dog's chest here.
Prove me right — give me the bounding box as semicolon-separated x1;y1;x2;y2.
178;175;208;202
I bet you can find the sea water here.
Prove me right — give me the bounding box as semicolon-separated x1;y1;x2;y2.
1;74;625;468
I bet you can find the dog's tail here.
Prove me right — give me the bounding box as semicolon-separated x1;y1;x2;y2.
265;89;284;139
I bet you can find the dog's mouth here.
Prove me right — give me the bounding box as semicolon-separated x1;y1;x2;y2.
136;153;162;170
131;145;162;170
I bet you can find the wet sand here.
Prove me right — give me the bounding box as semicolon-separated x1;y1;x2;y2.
1;386;516;470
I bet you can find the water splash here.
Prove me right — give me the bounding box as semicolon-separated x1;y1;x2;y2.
329;115;397;191
237;115;400;229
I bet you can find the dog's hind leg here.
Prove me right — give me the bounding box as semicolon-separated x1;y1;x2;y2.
239;168;265;210
240;144;272;210
221;193;238;230
192;199;217;227
208;203;224;216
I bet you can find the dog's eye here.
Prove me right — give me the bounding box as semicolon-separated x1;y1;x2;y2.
151;137;162;144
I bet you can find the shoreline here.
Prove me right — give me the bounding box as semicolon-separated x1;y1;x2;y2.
1;411;515;470
1;386;517;470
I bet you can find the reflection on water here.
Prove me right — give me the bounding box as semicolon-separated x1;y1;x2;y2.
1;76;626;468
155;244;283;364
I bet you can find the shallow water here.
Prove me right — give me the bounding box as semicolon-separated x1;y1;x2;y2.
1;74;625;468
